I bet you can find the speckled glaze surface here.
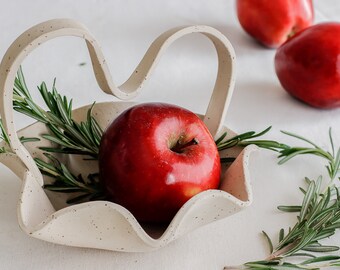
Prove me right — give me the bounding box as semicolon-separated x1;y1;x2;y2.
0;19;256;252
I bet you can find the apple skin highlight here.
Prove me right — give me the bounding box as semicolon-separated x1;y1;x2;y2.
99;103;221;223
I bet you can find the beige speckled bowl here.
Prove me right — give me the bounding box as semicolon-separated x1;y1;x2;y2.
0;19;256;252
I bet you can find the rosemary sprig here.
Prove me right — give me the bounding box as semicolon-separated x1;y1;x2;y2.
278;129;340;180
216;127;340;181
216;126;289;152
36;153;104;203
1;119;104;203
224;130;340;270
13;66;103;159
10;67;104;202
215;127;290;163
265;178;340;257
226;255;340;270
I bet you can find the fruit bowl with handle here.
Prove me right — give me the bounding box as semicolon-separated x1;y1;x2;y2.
0;19;256;252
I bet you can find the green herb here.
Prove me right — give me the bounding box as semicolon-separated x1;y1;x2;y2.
11;67;104;202
216;127;340;181
37;153;103;203
277;129;340;180
13;66;103;159
216;126;289;152
223;129;340;270
225;256;340;270
1;118;103;203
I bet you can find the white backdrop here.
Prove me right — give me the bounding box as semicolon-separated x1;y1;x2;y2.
0;1;340;269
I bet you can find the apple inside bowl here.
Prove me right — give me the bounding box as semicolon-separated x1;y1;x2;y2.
2;101;256;251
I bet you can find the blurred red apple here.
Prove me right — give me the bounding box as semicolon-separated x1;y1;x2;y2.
275;23;340;109
236;0;314;48
99;103;221;223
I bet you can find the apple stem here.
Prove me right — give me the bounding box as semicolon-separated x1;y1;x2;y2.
287;26;297;39
171;138;198;153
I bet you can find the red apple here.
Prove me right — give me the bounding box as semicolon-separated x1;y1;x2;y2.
275;23;340;109
99;103;221;223
236;0;314;48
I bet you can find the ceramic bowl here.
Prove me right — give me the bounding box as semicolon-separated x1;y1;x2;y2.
0;19;256;251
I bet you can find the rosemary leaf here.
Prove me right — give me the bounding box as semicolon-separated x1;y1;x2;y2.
16;66;32;99
43;185;84;193
280;130;320;149
19;136;40;143
215;132;227;145
277;206;302;212
301;255;340;265
262;231;274;253
42;134;81;149
302;245;340;253
0;120;10;145
299;180;316;221
14;107;47;123
279;229;285;242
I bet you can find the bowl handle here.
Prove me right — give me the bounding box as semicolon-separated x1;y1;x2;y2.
124;25;236;136
0;19;235;185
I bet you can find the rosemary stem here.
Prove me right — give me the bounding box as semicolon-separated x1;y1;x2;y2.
266;241;297;261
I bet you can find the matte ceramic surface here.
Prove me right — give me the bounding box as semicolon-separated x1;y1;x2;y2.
0;19;255;251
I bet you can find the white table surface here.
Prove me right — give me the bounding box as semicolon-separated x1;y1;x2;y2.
1;1;340;269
